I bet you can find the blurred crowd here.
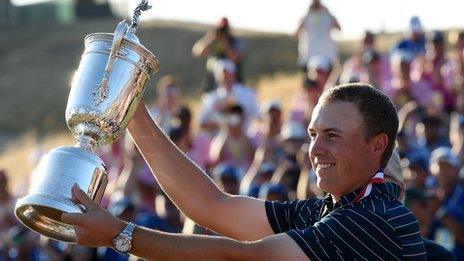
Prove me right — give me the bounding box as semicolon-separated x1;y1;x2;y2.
1;0;464;260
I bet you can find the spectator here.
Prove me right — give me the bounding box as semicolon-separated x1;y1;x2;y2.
382;50;433;109
212;164;240;195
189;112;219;171
402;154;432;235
279;120;307;160
291;55;334;125
209;104;255;175
340;31;378;84
404;187;431;236
392;16;427;58
155;195;184;233
134;164;160;213
199;59;260;131
271;161;302;199
442;31;464;93
428;147;464;260
258;182;288;201
168;121;191;153
192;17;246;90
248;100;285;163
295;0;341;69
416;115;450;159
414;31;455;112
148;75;182;131
0;170;16;238
240;162;276;197
403;152;431;191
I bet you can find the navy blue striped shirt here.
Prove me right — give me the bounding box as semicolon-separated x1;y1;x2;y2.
265;182;426;260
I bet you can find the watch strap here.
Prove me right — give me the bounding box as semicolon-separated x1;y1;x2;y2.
121;222;137;239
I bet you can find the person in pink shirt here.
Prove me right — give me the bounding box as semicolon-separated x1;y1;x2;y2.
382;50;433;109
189;113;219;171
442;31;464;93
209;104;255;178
290;55;333;125
412;31;454;112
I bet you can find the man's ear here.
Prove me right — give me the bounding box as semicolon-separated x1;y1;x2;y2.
371;133;389;160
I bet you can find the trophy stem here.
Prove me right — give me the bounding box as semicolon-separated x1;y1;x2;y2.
75;135;96;152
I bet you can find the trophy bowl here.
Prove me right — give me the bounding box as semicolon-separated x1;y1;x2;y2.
15;16;159;242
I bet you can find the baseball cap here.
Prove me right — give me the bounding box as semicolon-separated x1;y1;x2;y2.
403;152;429;171
214;59;236;79
430;30;444;43
280;121;306;141
213;164;239;180
430;147;459;167
261;100;281;114
390;50;414;64
409;16;423;34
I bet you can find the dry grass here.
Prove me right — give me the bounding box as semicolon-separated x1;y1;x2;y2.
0;73;300;192
255;73;301;119
0;132;73;193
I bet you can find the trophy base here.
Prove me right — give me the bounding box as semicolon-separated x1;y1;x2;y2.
14;145;108;243
15;193;83;243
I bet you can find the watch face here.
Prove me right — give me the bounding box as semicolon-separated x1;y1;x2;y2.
114;236;132;253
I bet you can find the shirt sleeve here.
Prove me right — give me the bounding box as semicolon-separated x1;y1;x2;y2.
265;199;320;234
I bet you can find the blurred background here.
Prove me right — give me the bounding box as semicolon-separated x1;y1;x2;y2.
1;0;464;259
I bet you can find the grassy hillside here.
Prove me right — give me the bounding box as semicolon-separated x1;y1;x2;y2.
0;73;299;192
0;18;300;134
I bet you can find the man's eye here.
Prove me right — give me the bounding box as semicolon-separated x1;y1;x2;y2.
328;133;338;138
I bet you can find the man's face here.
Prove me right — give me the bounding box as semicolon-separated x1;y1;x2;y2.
217;69;236;87
308;102;376;197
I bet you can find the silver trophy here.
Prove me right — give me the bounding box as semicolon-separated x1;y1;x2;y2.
15;1;159;242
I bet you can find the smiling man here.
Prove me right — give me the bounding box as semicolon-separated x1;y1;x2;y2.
62;83;426;260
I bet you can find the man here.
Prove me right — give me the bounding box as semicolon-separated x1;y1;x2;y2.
392;16;426;58
62;83;426;260
199;59;260;131
192;17;245;90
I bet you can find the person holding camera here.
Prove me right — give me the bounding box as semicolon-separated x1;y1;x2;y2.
192;17;246;91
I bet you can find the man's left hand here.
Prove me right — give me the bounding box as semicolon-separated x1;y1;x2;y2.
61;184;125;247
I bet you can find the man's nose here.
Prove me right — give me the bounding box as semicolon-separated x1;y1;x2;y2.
309;135;327;157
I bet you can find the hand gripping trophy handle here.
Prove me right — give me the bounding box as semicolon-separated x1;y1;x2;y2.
14;0;159;243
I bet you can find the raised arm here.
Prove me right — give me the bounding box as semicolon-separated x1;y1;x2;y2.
192;31;216;57
126;103;273;240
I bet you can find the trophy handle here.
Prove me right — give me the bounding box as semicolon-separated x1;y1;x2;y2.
88;168;108;205
93;20;129;106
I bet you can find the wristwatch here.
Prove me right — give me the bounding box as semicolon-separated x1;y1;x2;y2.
112;222;137;253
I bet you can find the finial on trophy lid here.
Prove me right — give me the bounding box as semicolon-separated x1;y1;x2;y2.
127;0;152;37
15;0;159;243
92;0;152;106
